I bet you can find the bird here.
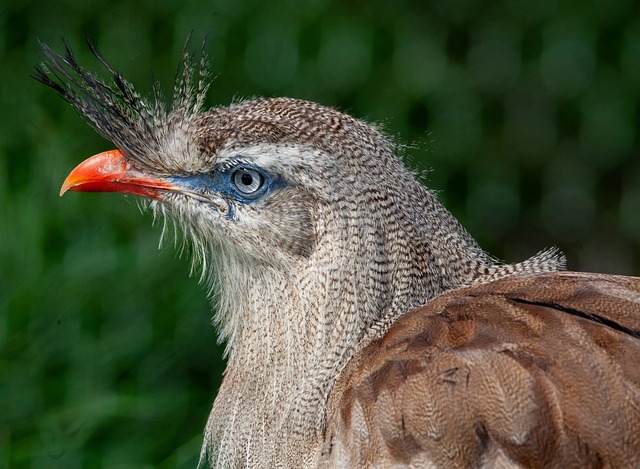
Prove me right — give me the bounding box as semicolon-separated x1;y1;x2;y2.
35;40;640;468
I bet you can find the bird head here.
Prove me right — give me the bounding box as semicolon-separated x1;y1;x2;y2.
37;40;410;261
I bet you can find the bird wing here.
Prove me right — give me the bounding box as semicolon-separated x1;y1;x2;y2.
321;272;640;468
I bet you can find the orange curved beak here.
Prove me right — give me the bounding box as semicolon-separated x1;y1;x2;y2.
60;149;173;199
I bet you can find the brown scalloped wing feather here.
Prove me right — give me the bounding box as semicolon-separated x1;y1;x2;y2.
324;272;640;468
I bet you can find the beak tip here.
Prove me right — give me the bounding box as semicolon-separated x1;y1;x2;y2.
59;149;125;198
60;176;75;196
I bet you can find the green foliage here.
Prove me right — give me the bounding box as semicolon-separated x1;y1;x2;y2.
1;0;639;466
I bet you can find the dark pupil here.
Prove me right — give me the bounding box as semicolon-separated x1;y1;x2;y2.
241;172;253;186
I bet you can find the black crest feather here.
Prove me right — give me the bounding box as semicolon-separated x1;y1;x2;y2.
34;35;210;172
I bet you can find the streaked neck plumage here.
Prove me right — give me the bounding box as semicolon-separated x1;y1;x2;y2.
195;142;562;468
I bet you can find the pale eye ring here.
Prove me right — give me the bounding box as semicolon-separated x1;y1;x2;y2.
232;168;264;196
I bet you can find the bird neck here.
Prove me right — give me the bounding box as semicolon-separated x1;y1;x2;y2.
200;190;494;467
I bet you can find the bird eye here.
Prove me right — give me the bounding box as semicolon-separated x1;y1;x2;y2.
232;168;265;196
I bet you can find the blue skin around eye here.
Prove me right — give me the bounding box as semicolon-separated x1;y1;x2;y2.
167;164;285;219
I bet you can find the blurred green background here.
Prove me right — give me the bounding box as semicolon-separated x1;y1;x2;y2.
1;0;639;467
